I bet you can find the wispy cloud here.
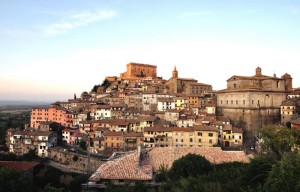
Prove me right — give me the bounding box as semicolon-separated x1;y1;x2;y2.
42;10;117;36
179;11;213;18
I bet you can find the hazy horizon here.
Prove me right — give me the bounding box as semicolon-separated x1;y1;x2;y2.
1;0;300;101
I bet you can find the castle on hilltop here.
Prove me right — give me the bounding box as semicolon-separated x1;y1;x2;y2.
120;62;157;78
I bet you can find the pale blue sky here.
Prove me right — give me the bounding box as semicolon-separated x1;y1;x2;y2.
1;0;300;102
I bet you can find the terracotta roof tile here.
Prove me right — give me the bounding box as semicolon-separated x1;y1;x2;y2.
90;152;152;181
89;147;250;182
194;125;218;132
147;147;249;172
0;161;40;171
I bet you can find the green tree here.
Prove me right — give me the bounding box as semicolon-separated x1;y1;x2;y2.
101;79;111;89
0;168;36;192
21;149;37;161
72;155;79;161
241;156;276;190
43;183;64;192
168;153;212;181
34;166;64;189
156;164;168;182
68;174;88;192
91;85;100;92
257;125;297;158
79;140;87;151
263;153;300;192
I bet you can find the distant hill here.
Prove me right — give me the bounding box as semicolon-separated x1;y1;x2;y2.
0;100;50;107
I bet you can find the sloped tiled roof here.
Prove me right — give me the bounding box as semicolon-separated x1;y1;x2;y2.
147;147;250;172
89;151;152;181
232;127;243;134
144;126;172;132
89;147;250;182
281;100;296;106
194;125;218;132
0;161;40;171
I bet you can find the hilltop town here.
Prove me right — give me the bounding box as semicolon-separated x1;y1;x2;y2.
4;62;300;190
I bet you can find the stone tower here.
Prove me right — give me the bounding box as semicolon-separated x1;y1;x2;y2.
282;73;293;91
255;66;262;76
172;66;178;78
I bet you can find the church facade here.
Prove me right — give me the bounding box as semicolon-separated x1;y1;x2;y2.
216;67;292;136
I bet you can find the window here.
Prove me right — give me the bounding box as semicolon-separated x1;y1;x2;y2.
176;139;178;142
236;100;238;104
209;139;212;144
231;100;233;104
181;139;184;142
198;139;201;142
243;100;245;105
208;133;213;137
239;136;242;139
252;100;254;105
198;132;202;136
190;138;193;142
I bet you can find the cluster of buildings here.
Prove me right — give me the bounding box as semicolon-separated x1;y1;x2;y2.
6;62;299;159
5;62;300;188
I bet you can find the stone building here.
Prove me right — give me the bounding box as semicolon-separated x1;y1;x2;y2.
216;67;293;136
167;66;212;95
120;62;157;78
280;100;297;126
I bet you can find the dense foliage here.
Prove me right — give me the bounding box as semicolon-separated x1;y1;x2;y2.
0;168;36;192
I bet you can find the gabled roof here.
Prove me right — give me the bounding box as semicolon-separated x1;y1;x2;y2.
0;161;40;171
223;124;233;131
147;147;250;172
171;127;193;132
194;125;218;132
232;127;243;134
89;151;152;181
281;100;296;106
89;147;250;182
144;126;172;132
